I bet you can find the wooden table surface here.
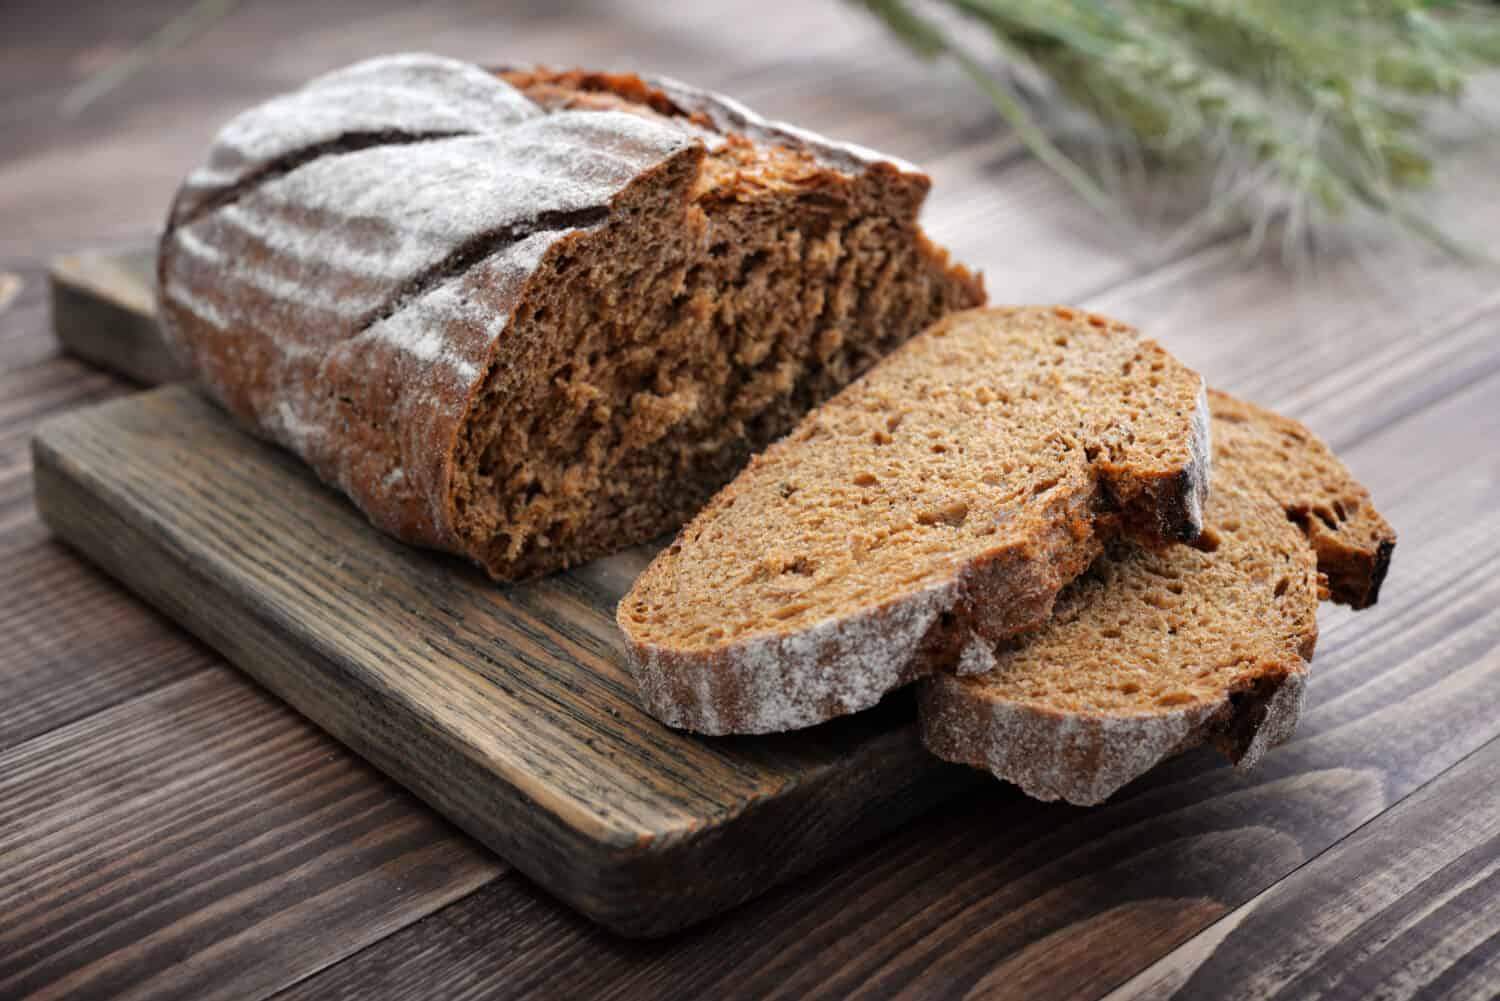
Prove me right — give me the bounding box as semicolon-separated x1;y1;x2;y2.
3;2;1499;999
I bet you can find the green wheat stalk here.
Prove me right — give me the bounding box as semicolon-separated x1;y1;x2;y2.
854;0;1500;259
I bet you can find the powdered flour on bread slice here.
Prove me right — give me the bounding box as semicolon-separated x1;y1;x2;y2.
918;391;1396;805
618;306;1211;734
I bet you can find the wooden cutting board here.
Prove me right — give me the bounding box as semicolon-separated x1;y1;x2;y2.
36;245;975;937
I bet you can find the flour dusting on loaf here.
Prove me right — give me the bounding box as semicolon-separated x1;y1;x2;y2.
159;54;985;578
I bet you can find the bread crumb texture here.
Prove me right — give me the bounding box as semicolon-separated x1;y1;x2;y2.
919;391;1395;805
620;306;1210;734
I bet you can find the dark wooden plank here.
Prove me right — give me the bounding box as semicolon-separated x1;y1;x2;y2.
0;667;502;1001
0;537;212;753
0;348;219;748
0;357;127;552
50;244;177;384
270;362;1500;1000
1104;735;1500;1001
31;387;976;936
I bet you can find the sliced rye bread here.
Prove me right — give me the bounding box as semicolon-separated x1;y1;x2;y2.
157;54;983;580
918;389;1396;806
617;306;1211;734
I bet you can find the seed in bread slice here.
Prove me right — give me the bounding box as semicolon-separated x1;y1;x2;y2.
617;306;1211;734
918;390;1396;805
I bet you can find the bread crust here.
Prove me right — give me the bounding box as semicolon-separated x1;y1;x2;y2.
918;653;1305;805
157;53;979;579
621;307;1211;734
631;473;1112;734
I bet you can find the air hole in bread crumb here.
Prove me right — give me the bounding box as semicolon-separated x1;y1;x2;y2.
917;502;969;528
770;602;812;620
1032;476;1061;496
781;556;816;576
1193;528;1222;553
853;472;878;486
1156;691;1194;706
1274;576;1290;597
1118;682;1140;695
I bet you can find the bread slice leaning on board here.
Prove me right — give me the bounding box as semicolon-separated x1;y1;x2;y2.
157;54;983;581
617;306;1212;734
919;390;1396;805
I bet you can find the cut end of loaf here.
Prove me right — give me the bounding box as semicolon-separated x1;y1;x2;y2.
620;306;1211;734
450;69;984;580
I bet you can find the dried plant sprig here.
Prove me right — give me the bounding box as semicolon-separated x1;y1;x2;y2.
854;0;1500;258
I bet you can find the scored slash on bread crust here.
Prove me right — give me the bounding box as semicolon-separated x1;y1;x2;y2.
918;391;1396;806
618;306;1211;735
157;54;983;581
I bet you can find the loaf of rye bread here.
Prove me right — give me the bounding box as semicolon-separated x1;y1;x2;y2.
618;306;1211;734
157;54;984;579
919;390;1396;805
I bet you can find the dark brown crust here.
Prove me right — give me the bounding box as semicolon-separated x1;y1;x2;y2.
159;127;704;559
917;665;1305;806
1112;389;1211;546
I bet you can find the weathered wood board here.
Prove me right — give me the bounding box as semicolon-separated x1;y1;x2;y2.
35;249;977;938
50;244;181;385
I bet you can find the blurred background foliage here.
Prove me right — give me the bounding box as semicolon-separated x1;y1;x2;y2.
854;0;1500;258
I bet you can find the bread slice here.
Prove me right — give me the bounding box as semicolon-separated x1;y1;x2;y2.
158;54;983;580
918;390;1396;805
618;306;1211;734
